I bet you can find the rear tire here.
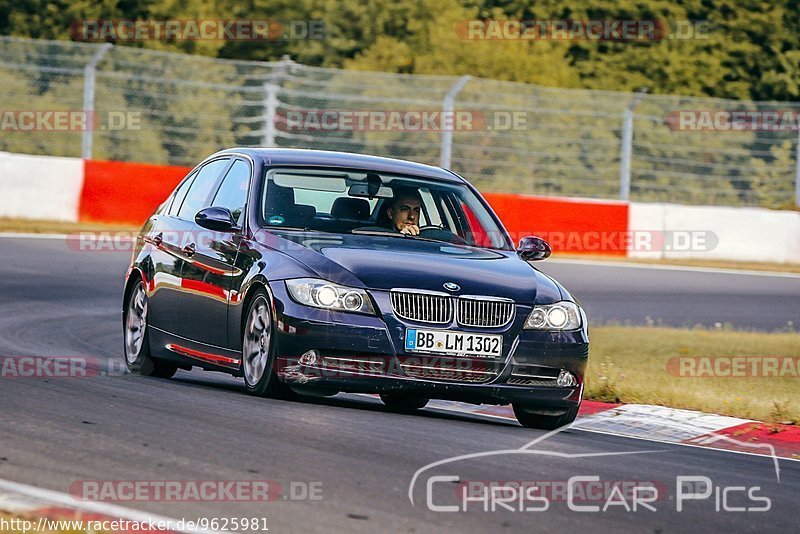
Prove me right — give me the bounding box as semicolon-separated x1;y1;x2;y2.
124;280;178;379
242;290;290;398
512;404;579;430
380;394;429;412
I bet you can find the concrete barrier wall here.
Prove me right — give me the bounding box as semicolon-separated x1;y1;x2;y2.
2;152;798;264
629;203;800;264
0;152;84;222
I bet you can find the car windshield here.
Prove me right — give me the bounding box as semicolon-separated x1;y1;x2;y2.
261;167;511;250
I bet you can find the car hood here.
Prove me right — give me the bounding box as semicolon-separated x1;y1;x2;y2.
258;230;563;304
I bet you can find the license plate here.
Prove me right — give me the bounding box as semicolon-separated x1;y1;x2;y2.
405;329;503;358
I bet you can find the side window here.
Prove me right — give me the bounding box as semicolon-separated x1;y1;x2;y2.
211;159;251;225
167;171;197;217
177;158;230;220
418;188;439;226
437;196;457;232
442;194;469;237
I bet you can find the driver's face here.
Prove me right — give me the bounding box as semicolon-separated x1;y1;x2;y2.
387;195;421;231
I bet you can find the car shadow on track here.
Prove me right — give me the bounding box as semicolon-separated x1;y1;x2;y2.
167;369;522;429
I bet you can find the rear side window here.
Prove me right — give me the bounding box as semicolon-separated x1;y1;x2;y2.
211;159;250;225
177;158;230;220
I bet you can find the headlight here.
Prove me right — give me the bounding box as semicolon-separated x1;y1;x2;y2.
285;278;375;315
524;301;582;330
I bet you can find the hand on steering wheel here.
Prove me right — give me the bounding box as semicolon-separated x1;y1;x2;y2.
399;224;420;236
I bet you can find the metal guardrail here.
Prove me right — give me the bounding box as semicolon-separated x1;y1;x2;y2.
1;36;798;208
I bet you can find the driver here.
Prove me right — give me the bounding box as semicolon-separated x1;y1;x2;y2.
385;187;422;235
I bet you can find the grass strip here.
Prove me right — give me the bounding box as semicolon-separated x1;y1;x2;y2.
586;326;800;423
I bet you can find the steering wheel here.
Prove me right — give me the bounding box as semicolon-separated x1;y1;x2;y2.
417;225;468;245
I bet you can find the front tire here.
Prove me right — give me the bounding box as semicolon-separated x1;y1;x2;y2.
124;280;177;378
512;404;579;430
242;290;290;398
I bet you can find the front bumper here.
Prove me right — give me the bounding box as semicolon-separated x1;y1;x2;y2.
270;282;588;410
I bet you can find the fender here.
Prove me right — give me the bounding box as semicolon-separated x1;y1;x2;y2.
227;237;319;351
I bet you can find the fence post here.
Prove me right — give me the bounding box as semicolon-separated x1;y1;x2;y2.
619;89;647;201
619;109;634;201
261;82;278;147
262;56;293;147
440;75;471;169
81;43;112;159
796;128;800;208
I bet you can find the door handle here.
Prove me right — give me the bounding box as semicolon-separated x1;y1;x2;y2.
145;232;163;246
182;243;196;257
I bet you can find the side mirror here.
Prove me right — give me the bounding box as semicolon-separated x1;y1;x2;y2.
195;206;237;232
517;236;551;261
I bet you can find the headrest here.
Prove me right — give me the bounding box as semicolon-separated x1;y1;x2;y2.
331;197;370;220
294;204;317;221
265;183;295;214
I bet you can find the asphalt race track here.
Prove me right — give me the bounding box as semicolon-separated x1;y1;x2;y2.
0;235;798;533
538;259;800;331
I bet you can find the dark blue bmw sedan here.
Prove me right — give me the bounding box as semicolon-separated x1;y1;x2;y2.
123;148;588;429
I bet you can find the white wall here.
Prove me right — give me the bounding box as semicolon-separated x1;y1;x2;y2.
629;202;800;264
0;152;84;222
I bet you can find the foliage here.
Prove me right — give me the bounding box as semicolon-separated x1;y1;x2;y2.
1;0;797;101
0;1;797;207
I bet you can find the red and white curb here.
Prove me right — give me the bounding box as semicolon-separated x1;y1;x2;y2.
0;478;223;534
413;399;800;461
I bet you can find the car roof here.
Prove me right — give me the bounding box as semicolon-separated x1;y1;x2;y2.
213;148;466;184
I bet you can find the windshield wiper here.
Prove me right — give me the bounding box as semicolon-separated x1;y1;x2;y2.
271;227;456;246
350;229;395;236
350;229;449;245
